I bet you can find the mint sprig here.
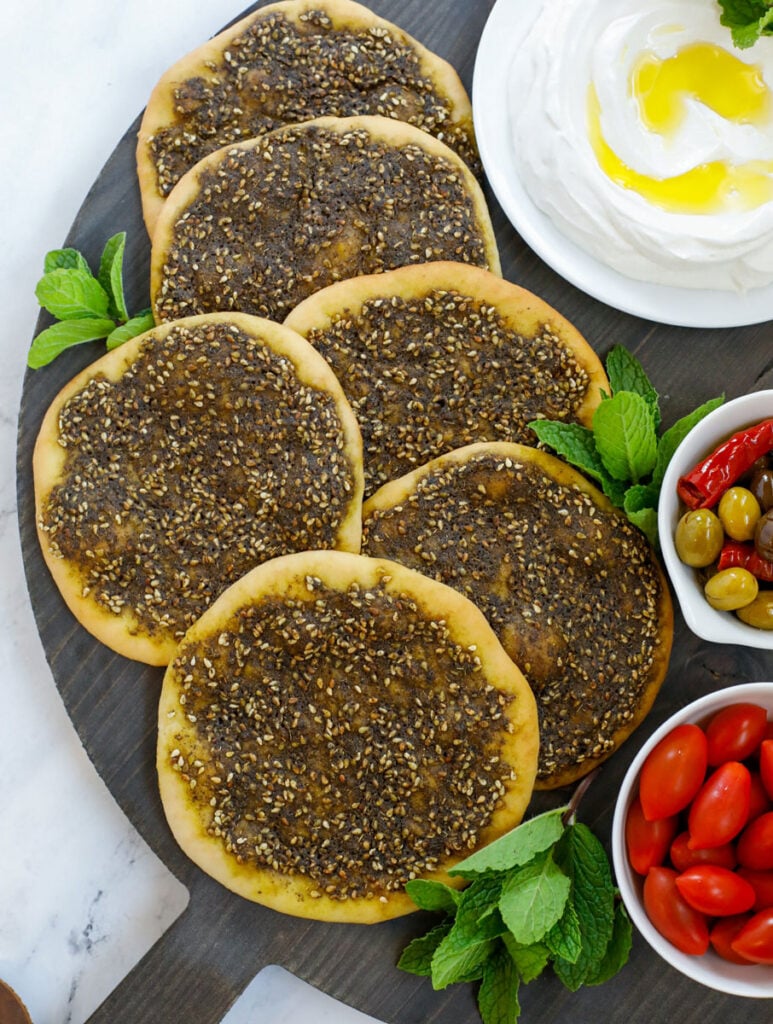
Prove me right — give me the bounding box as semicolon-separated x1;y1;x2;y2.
529;344;723;548
718;0;773;48
28;233;154;368
398;793;631;1024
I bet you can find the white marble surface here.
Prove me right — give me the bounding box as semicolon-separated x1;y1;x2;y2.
0;2;386;1021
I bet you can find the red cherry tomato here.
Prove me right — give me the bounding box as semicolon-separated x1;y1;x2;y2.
737;868;773;911
731;908;773;964
639;724;708;821
737;811;773;871
748;770;771;822
760;739;773;801
669;831;736;873
626;797;678;875
704;702;768;765
675;864;756;916
643;866;710;956
688;761;751;849
710;914;756;965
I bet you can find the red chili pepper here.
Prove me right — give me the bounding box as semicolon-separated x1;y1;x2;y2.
717;540;773;582
677;419;773;510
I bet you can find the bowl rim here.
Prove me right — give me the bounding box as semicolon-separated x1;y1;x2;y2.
611;681;773;997
658;390;773;651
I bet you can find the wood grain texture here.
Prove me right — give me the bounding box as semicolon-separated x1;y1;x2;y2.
15;0;773;1020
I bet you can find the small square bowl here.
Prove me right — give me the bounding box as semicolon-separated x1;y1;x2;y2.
658;390;773;649
611;682;773;996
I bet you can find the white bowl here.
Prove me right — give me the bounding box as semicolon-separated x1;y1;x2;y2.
658;390;773;649
612;682;773;997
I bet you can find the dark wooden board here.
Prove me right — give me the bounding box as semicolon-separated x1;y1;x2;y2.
15;0;773;1020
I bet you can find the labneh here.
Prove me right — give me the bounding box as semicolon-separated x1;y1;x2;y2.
136;0;479;235
157;550;539;922
149;115;499;325
362;442;674;789
285;261;609;495
33;313;363;665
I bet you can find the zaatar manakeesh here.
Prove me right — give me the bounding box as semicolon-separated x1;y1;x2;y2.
136;0;479;236
157;550;539;922
284;261;610;495
149;115;499;326
361;442;674;789
33;313;364;665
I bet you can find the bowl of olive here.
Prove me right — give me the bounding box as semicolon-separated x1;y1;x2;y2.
658;390;773;648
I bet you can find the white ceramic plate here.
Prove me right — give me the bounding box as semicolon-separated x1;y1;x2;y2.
472;0;773;329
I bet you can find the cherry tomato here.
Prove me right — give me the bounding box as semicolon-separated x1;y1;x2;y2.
643;866;710;956
759;739;773;801
626;797;678;875
737;811;773;871
669;831;736;873
704;702;768;765
675;864;756;916
748;770;771;822
710;914;756;965
731;908;773;964
688;761;751;849
737;868;773;911
639;724;708;821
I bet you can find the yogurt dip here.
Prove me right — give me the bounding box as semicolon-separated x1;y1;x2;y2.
509;0;773;291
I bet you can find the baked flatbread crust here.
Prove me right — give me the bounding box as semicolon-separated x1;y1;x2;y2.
33;313;363;665
150;115;500;325
157;550;539;921
137;0;478;236
285;261;609;494
362;442;674;789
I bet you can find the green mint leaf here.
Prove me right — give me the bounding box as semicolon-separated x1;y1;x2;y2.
528;420;626;505
499;850;571;946
592;391;658;483
98;232;129;321
44;247;91;274
651;396;725;485
605;345;661;429
35;267;111;321
583;901;633;986
544;897;583;964
623;494;660;548
454;875;508;944
501;933;550;983
398;919;454;976
27;318;117;368
478;943;521;1024
450;807;567;879
106;310;155;350
718;0;773;47
552;823;616;991
431;929;497;989
405;878;461;915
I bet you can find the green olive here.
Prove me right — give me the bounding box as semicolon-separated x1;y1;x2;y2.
704;567;759;611
674;508;724;567
718;486;761;542
737;591;773;630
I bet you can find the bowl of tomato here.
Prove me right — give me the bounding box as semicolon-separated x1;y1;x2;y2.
611;682;773;996
658;390;773;649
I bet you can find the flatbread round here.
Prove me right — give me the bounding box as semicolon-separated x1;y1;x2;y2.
33;313;363;665
361;442;674;790
157;549;539;922
137;0;479;236
284;261;609;495
150;115;499;325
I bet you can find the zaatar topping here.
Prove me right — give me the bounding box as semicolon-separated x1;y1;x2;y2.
147;6;479;202
362;452;667;785
152;122;493;324
37;320;358;644
304;289;591;494
168;578;515;900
